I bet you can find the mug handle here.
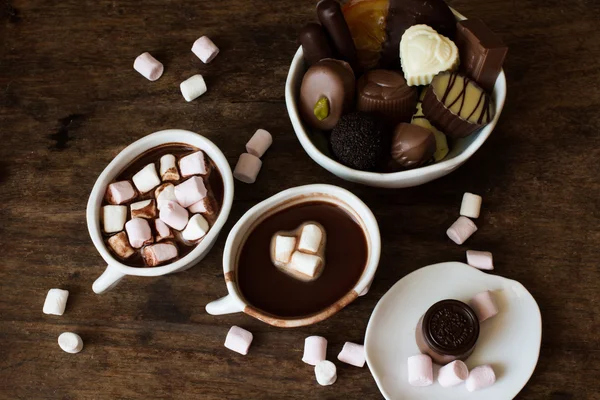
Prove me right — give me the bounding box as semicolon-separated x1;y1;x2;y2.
92;265;126;294
206;294;244;315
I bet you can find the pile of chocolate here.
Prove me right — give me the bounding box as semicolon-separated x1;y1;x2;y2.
298;0;508;172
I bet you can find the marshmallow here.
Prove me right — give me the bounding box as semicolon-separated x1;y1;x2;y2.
159;154;180;181
192;36;220;64
302;336;327;366
290;251;323;279
132;163;161;194
447;216;478;245
188;195;216;214
142;243;178;267
106;181;136;205
407;354;433;387
155;183;177;210
125;218;153;248
470;290;499;322
159;200;189;230
337;342;365;368
154;219;173;242
58;332;83;354
182;214;210;241
179;151;208;177
233;153;262;184
467;250;494;270
107;231;135;259
43;288;69;316
224;326;253;355
246;129;273;158
466;365;496;392
274;235;296;264
102;205;127;233
174;176;207;208
130;199;157;219
438;360;469;387
460;192;483;219
315;360;337;386
180;74;207;102
133;52;164;81
298;223;324;254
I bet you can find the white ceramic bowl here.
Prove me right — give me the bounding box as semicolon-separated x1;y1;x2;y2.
284;11;507;188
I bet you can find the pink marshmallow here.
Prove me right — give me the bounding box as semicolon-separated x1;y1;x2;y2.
106;181;136;205
438;360;469;387
337;342;365;368
466;365;496;392
142;243;178;267
224;326;253;355
233;153;262;184
467;250;494;270
179;151;208;177
246;129;273;158
174;176;207;208
302;336;327;366
188;196;216;215
447;216;478;245
191;36;220;64
154;219;173;241
133;52;164;81
125;218;153;248
407;354;433;387
470;290;499;322
159;201;189;231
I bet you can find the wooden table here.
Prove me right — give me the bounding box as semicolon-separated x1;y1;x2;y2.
1;0;598;398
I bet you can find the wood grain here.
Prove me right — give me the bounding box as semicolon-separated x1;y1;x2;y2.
1;0;599;398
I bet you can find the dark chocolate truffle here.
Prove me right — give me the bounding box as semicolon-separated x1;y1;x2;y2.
330;112;389;171
390;123;436;170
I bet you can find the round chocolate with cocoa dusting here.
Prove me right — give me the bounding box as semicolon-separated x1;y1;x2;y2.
390;123;436;170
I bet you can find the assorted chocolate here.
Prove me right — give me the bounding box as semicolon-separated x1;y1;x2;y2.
297;0;507;172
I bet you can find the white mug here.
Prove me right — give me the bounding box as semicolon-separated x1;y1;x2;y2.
87;129;234;294
206;184;381;327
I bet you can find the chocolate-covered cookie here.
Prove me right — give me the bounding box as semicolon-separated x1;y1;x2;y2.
390;123;435;170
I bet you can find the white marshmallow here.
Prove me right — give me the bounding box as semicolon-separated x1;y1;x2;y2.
182;214;210;241
107;231;135;259
466;365;496;392
302;336;327;366
133;52;164;81
106;181;136;205
132;163;161;194
130;199;157;219
460;192;483;219
43;289;69;316
102;205;127;233
142;243;178;267
233;153;262;184
337;342;365;368
407;354;433;387
224;326;253;355
290;251;322;278
246;129;273;158
467;250;494;270
470;290;499;322
125;218;153;248
58;332;83;354
155;183;177;210
159;154;180;181
447;216;478;245
298;223;324;254
180;74;207;102
192;36;220;64
174;176;207;208
274;235;296;264
188;196;216;214
315;360;337;386
179;151;208;177
438;360;469;387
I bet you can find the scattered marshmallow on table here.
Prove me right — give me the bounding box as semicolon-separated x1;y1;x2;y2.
233;153;262;184
182;214;210;241
460;192;483;219
132;163;161;194
103;205;127;233
302;336;327;366
466;365;496;392
133;52;164;81
188;196;215;214
155;183;177;210
154;219;173;242
447;216;478;245
224;326;253;355
192;36;220;64
274;235;296;264
438;360;469;388
315;360;337;386
160;154;180;181
130;199;157;219
180;74;207;102
290;251;322;278
125;218;153;248
160;200;189;231
407;354;433;387
467;250;494;270
179;151;208;177
43;289;69;316
58;332;83;354
107;231;135;259
246;129;273;158
175;176;207;208
142;243;178;266
298;223;324;254
337;342;365;368
470;290;499;322
106;181;136;205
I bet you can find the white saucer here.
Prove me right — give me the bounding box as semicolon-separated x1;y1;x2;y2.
365;262;542;399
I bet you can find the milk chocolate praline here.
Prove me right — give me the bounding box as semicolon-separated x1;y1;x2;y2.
390;123;435;170
299;59;356;131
